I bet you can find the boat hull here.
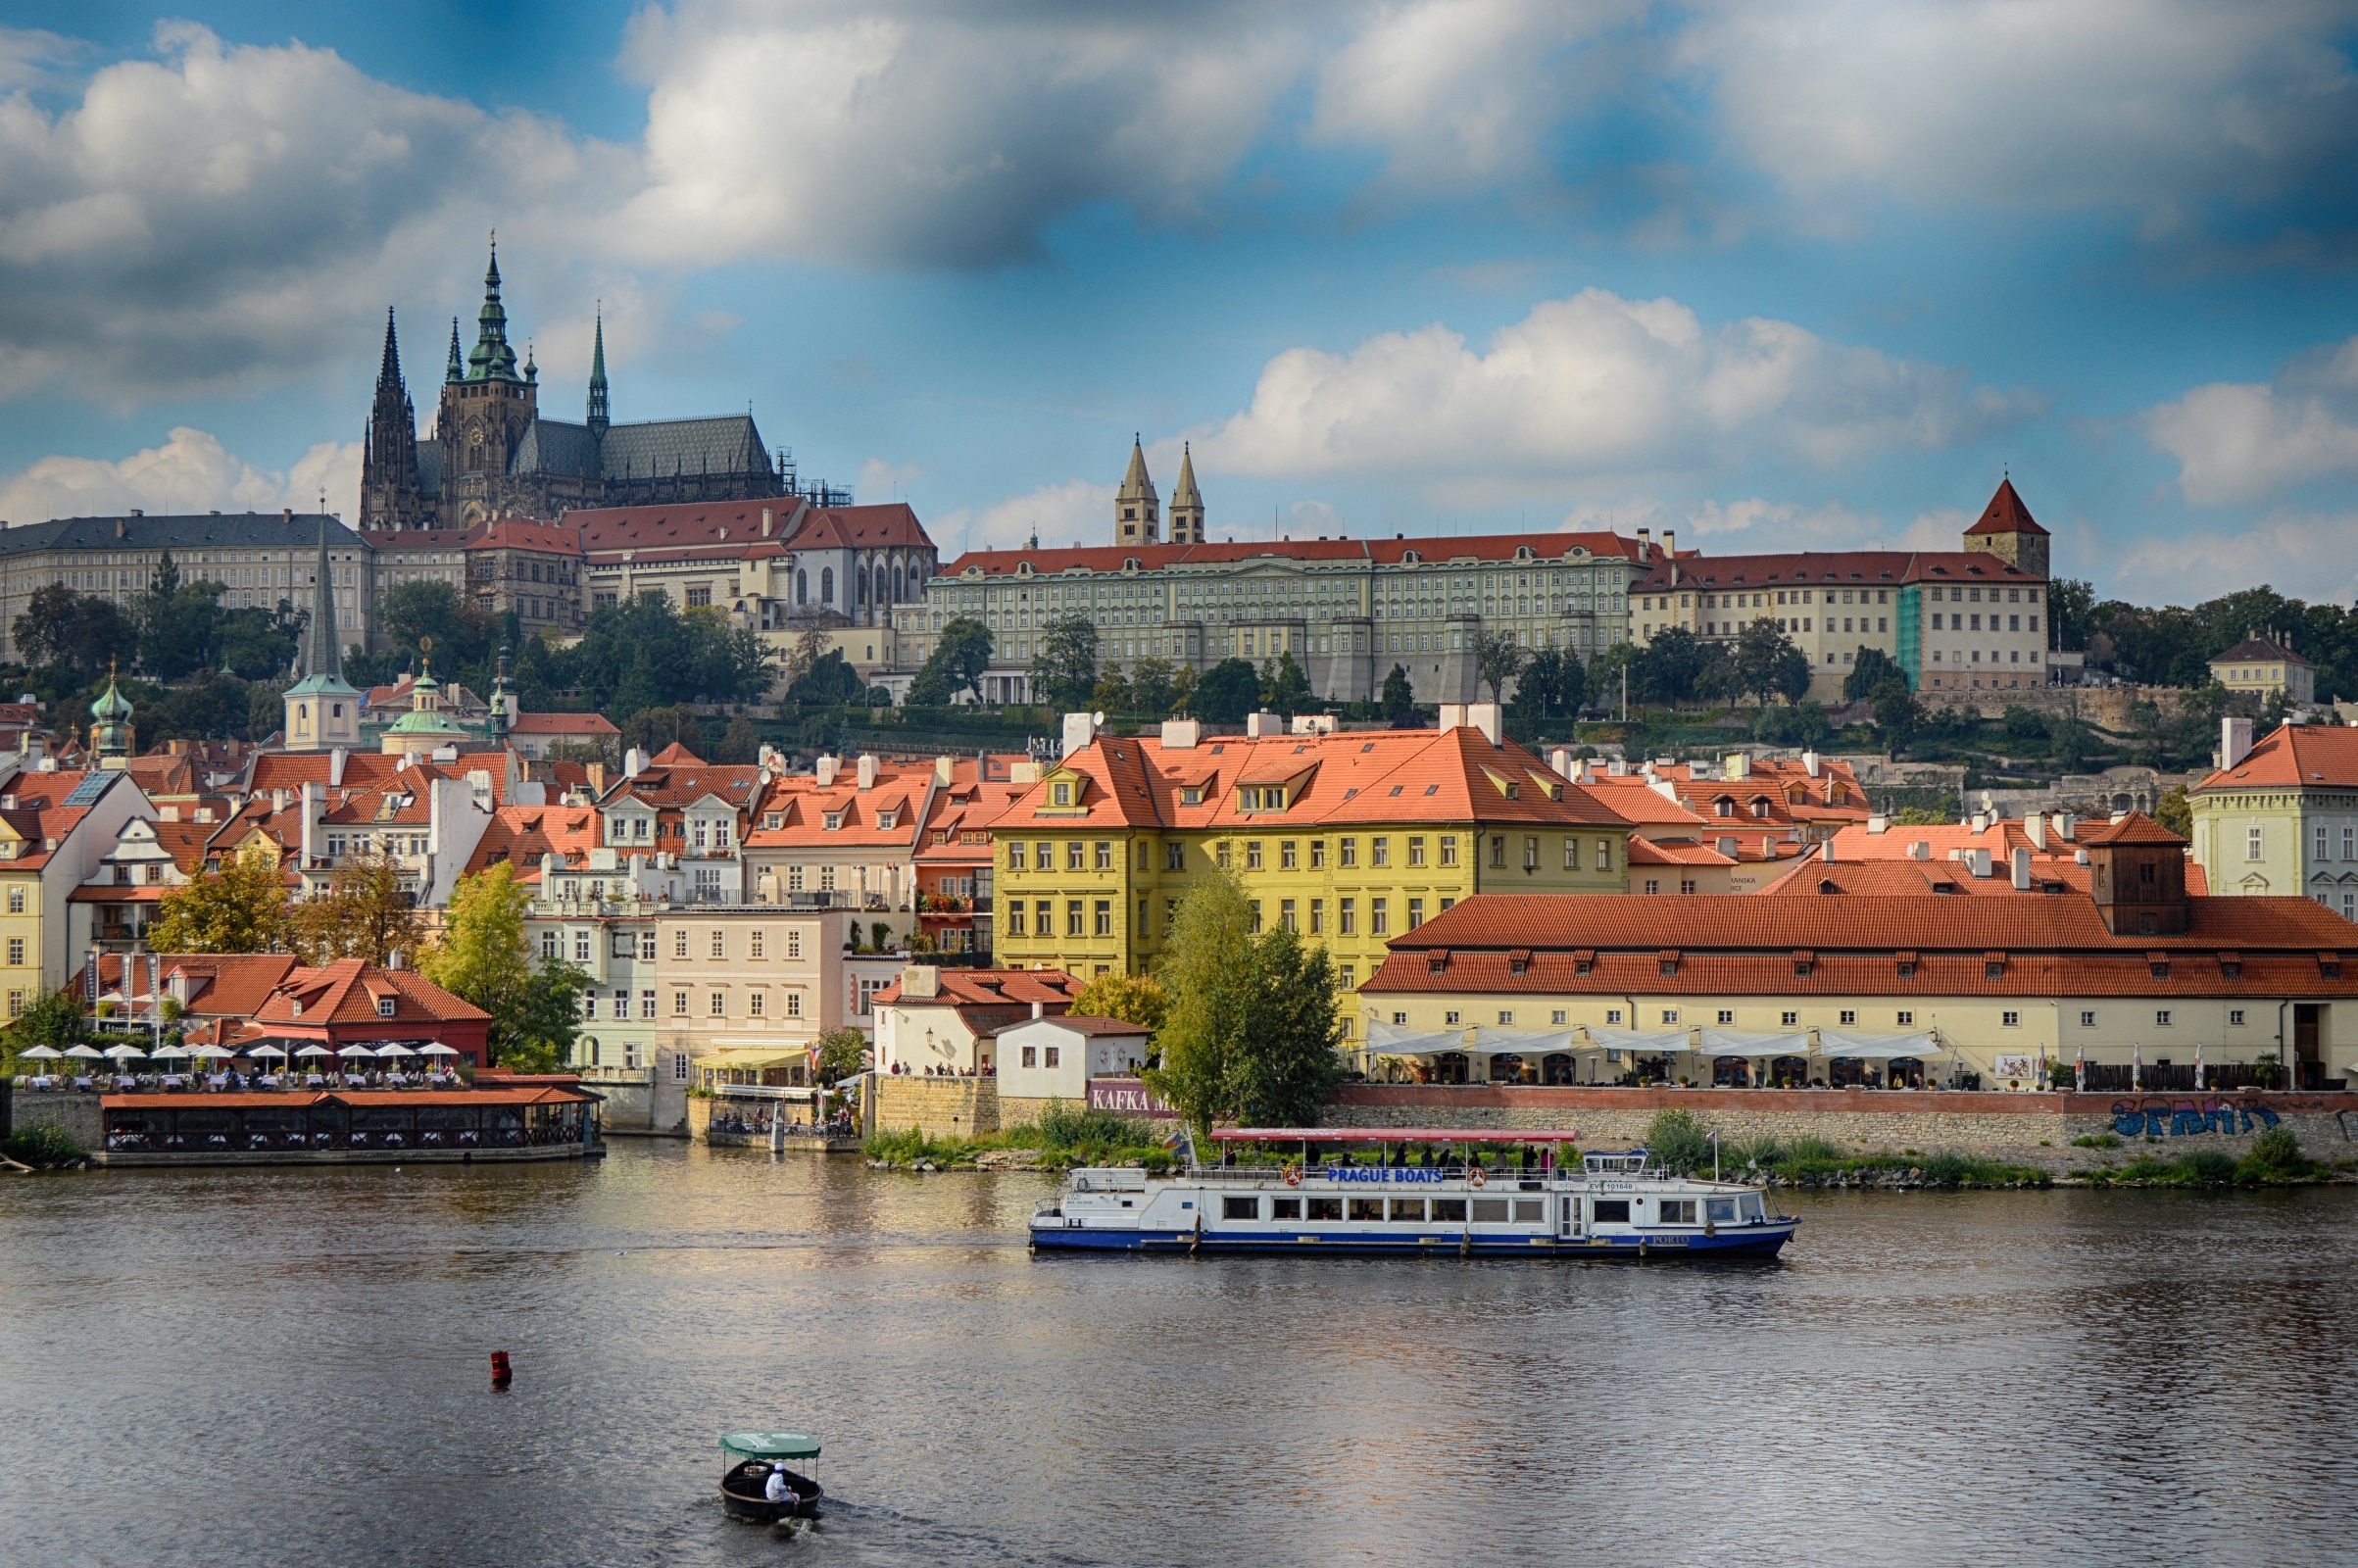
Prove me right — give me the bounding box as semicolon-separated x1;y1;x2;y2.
1029;1221;1796;1258
719;1469;823;1521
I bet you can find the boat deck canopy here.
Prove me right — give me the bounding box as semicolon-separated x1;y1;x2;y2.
1211;1128;1585;1144
720;1431;821;1461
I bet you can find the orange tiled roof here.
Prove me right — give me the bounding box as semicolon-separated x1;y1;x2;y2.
873;967;1086;1009
1962;477;2049;538
2196;722;2358;791
467;803;602;881
939;530;1637;579
248;957;489;1028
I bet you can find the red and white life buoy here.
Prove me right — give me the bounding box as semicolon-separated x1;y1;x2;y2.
1468;1167;1488;1189
1282;1164;1302;1187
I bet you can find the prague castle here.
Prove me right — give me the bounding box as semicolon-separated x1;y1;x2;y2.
360;242;788;531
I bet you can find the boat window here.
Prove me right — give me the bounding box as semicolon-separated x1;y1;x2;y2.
1272;1197;1302;1220
1307;1198;1343;1220
1222;1195;1260;1220
1660;1200;1697;1224
1119;1200;1133;1208
1593;1199;1631;1224
1470;1198;1511;1224
1512;1200;1546;1224
1739;1194;1765;1223
1705;1199;1739;1225
1432;1198;1467;1223
1389;1198;1427;1222
1349;1198;1385;1222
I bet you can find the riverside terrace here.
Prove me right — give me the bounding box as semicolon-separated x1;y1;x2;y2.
7;1076;602;1167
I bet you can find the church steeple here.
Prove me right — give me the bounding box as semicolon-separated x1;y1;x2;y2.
359;308;425;531
283;517;362;752
1168;441;1204;545
1115;434;1159;545
467;235;519;383
587;308;610;438
445;317;464;383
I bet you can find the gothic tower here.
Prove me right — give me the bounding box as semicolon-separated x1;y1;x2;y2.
587;309;610;439
1167;441;1204;545
432;237;540;526
283;519;363;752
1961;477;2051;579
359;309;430;532
1115;435;1159;546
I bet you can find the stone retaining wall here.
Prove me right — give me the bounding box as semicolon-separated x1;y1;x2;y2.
5;1089;103;1154
1326;1086;2358;1173
865;1077;1060;1137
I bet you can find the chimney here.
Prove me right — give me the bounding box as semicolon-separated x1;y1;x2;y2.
1637;527;1651;562
761;507;773;538
1821;839;1836;864
1440;703;1467;732
857;754;878;791
586;761;607;798
624;746;650;779
1968;848;1993;878
2055;811;2075;842
300;780;324;865
329;747;348;787
2012;845;2033;890
1548;746;1576;779
1866;813;1887;834
1717;836;1738;858
2026;814;2046;851
1245;710;1281;739
1031;1000;1044;1020
2221;715;2254;769
1663;529;1676;558
1971;811;1989;834
901;963;939;999
814;755;839;787
1161;718;1202;750
1907;840;1931;861
272;788;290;813
935;755;954;785
282;508;293;523
1464;703;1501;746
1725;753;1746;781
1802;750;1820;778
1061;711;1102;759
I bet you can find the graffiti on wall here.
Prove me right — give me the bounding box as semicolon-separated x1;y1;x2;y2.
2111;1098;2280;1138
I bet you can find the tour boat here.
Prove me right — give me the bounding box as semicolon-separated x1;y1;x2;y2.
717;1431;824;1522
1028;1129;1797;1258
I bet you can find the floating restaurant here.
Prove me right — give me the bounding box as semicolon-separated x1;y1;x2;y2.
93;1082;601;1165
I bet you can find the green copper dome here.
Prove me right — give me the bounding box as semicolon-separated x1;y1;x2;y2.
89;670;133;721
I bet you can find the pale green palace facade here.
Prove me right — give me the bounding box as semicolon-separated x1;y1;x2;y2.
2189;723;2358;920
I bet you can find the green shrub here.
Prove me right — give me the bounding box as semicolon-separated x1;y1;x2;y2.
1646;1109;1714;1174
1788;1136;1843;1164
3;1125;84;1167
1921;1152;1971;1186
2238;1127;2309;1183
2070;1133;2121;1150
2183;1150;2239;1184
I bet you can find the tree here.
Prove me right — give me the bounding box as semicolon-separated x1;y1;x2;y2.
16;585;133;679
2048;577;2095;652
247;680;288;743
1127;657;1177;719
4;987;87;1063
1032;615;1099;710
373;580;496;678
547;590;774;711
146;672;254;745
1144;869;1344;1134
136;566;227;682
1261;652;1312;716
712;715;762;764
922;616;993;705
150;850;289;954
1380;663;1416;725
1091;662;1134;713
622;704;705;758
289;854;425;968
420;862;585;1066
1069;971;1171;1034
1768;642;1813;707
1870;678;1920;752
503;962;592;1072
1192;658;1262;723
1470;628;1528;703
814;1025;868;1082
2154;784;2193;838
1508;647;1585;723
1630;627;1717;708
785;649;865;707
1843;646;1904;703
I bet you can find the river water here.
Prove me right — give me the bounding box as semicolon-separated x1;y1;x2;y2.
3;1144;2353;1567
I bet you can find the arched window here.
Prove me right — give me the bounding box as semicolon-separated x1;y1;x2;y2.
796;570;808;605
893;564;905;603
332;704;343;718
297;704;310;724
821;567;834;603
858;566;868;605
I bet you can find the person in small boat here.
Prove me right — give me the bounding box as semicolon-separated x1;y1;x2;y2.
765;1463;797;1506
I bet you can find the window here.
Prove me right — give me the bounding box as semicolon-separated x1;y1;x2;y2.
1490;836;1505;868
673;991;689;1015
1045;1046;1060;1068
1280;899;1298;933
1095;842;1111;870
1596;839;1613;871
2002;1010;2020;1027
1067;901;1085;937
1223;1195;1260;1221
2248;826;2265;860
1310;840;1327;869
1839;1009;1856;1026
541;929;559;960
1445;1010;1461;1025
1372;838;1389;868
1562;838;1580;870
1370;898;1388;935
710;929;725;958
1309;898;1324;935
1281;841;1299;871
1339;898;1355;935
1340;838;1357;867
1407;837;1425;867
1008;842;1027;870
1781;1010;1797;1026
2318;825;2331;860
1008;905;1026;936
1165;841;1185;872
2230;1008;2246;1026
1020;1045;1037;1068
750;930;765;959
673;929;689;958
642;990;657;1019
1717;1009;1735;1025
1066;842;1085;870
5;887;20;913
1036;842;1052;870
786;991;802;1017
1095;901;1112;936
748;992;765;1017
1246;842;1263;870
1052;783;1071;807
786;929;802;959
2155;1009;2172;1026
1406;898;1424;929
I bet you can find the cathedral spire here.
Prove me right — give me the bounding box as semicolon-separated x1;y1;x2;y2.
1168;439;1204;545
1115;433;1159;545
467;234;519;383
445;318;464;383
304;517;342;682
361;307;424;530
587;306;610;438
376;307;404;392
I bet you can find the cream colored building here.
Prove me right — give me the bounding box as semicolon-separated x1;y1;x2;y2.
2208;635;2315;706
654;907;909;1085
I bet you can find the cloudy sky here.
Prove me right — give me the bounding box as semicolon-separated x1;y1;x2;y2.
0;1;2353;604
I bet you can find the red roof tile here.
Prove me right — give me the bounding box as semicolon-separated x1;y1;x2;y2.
2197;721;2358;791
1963;477;2049;537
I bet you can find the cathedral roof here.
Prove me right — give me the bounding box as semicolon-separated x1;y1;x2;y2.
596;415;772;481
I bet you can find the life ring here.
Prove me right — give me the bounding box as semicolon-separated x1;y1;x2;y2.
1468;1167;1488;1189
1282;1164;1302;1187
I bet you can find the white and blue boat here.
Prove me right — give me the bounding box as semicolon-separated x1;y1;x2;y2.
1029;1129;1798;1259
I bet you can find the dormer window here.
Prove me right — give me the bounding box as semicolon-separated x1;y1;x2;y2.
764;813;782;830
377;997;397;1017
877;811;897;830
1180;786;1203;807
1052;783;1072;807
823;812;843;831
1714;797;1734;817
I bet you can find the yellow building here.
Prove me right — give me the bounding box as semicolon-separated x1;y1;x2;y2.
989;707;1633;1039
0;765;154;1014
2208;634;2315;706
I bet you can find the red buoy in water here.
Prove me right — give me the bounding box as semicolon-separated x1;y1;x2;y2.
490;1351;513;1386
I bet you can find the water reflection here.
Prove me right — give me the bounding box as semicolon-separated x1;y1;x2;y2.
2;1146;2353;1566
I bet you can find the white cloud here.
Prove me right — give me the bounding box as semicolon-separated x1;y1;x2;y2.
857;457;925;503
0;427;362;526
927;478;1114;558
2099;508;2358;607
1682;0;2358;216
0;24;624;403
1195;287;2028;495
2142;334;2358;505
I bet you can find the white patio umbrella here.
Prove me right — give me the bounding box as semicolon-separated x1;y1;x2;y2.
64;1044;103;1060
247;1044;288;1060
292;1044;333;1059
374;1043;416;1059
2133;1041;2143;1092
20;1044;63;1060
186;1043;232;1059
418;1043;459;1057
151;1041;190;1059
336;1044;375;1059
2194;1042;2205;1092
102;1044;146;1061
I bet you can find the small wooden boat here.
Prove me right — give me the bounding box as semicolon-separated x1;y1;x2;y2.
717;1431;824;1521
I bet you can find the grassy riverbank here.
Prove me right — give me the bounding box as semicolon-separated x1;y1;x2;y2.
864;1101;1174;1174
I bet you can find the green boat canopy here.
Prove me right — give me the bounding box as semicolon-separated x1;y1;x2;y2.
720;1431;821;1462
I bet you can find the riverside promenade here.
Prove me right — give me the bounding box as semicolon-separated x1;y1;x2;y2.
1322;1085;2358;1173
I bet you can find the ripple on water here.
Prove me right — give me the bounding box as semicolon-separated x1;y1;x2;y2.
2;1149;2354;1567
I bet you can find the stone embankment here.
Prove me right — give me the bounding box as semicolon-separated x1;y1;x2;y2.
1324;1085;2358;1176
